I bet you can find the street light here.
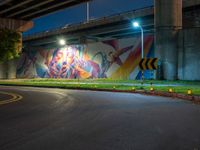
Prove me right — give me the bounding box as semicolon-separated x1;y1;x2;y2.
86;2;90;22
132;21;144;82
59;39;66;46
132;21;144;58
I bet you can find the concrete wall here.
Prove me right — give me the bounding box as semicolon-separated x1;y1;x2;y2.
17;36;155;79
178;28;200;80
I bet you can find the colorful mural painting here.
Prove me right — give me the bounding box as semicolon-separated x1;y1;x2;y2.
17;35;154;79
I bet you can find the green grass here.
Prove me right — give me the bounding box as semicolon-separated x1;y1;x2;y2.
0;79;200;96
4;78;200;85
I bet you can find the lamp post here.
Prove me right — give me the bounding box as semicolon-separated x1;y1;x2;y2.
132;21;144;82
87;2;90;22
133;21;144;58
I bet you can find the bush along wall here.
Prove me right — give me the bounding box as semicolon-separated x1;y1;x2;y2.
0;28;21;63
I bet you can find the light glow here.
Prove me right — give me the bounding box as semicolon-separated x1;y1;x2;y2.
59;39;66;46
133;21;140;28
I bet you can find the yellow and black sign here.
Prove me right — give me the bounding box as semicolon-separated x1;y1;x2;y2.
139;58;158;70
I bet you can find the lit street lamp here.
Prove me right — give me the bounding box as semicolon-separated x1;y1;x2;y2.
132;21;144;59
59;39;66;46
132;21;144;82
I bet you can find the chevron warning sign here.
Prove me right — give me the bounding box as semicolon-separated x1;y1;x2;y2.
139;58;158;70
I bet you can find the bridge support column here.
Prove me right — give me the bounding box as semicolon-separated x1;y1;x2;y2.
155;0;182;80
0;59;18;79
7;59;18;79
0;63;7;79
0;18;33;79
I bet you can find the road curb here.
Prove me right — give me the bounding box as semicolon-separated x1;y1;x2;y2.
145;91;200;104
0;84;200;104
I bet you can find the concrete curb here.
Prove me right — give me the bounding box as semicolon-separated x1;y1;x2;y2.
144;91;200;104
0;84;200;104
103;89;200;104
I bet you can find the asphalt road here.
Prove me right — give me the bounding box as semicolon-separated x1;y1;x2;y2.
0;86;200;150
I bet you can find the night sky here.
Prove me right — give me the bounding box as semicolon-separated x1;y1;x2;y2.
24;0;153;35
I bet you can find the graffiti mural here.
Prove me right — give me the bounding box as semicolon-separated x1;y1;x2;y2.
17;35;154;79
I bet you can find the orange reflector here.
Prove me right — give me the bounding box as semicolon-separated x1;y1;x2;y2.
150;87;154;91
187;89;192;95
168;88;173;93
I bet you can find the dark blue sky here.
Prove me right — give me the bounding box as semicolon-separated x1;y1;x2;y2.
24;0;153;35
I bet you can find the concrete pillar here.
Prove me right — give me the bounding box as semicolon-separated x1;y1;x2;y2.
0;18;33;79
178;28;200;80
155;0;182;80
7;59;18;79
0;59;19;79
0;63;7;79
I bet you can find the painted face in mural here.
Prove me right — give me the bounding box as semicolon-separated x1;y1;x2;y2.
54;51;63;63
66;47;75;65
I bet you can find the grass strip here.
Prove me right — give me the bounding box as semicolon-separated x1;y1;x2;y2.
0;79;200;96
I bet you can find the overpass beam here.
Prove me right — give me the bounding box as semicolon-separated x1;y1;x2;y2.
155;0;182;80
0;18;33;32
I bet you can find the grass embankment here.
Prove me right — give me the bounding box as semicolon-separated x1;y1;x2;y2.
0;78;200;96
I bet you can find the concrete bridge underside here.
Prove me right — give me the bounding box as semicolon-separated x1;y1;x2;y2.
0;0;91;20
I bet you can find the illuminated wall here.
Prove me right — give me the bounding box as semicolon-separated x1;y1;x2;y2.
17;35;154;79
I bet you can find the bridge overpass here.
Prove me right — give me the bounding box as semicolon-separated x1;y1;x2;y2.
23;6;154;47
20;0;200;81
23;0;200;47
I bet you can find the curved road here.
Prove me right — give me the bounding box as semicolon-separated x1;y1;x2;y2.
0;86;200;150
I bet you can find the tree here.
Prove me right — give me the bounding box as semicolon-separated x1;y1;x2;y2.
0;28;21;63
